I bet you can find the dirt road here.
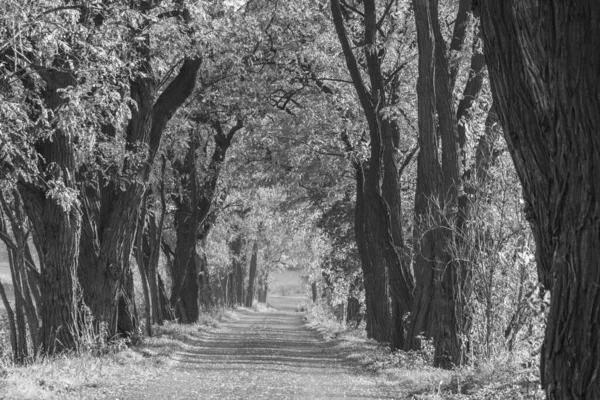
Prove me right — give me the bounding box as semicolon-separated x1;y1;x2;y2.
116;296;401;400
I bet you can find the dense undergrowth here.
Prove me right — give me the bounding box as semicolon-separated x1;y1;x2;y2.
304;302;544;400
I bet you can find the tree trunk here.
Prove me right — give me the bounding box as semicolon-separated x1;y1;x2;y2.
226;272;235;306
170;121;242;320
17;69;83;354
311;281;318;303
135;198;152;336
0;279;18;362
478;2;600;397
406;0;443;357
245;241;258;308
346;296;361;325
157;272;174;322
353;162;389;342
229;234;245;306
136;206;168;326
196;248;214;309
331;0;414;349
144;166;168;325
406;0;475;368
170;181;199;323
79;56;202;338
257;271;269;303
2;197;41;357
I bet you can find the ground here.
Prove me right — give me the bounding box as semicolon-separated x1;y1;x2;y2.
111;295;402;400
0;295;543;399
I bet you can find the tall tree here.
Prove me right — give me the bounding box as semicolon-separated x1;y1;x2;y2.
245;241;259;307
77;2;202;336
16;69;84;354
331;0;415;350
169;119;242;322
406;0;482;367
478;1;600;398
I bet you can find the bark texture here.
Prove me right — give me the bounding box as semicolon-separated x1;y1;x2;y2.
170;120;242;321
331;0;414;349
406;0;480;368
17;69;82;354
245;241;259;308
229;233;245;306
79;56;202;336
478;1;600;398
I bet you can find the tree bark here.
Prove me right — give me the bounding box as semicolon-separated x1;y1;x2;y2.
311;281;318;303
229;234;245;306
353;161;390;342
331;0;415;349
245;241;258;308
406;0;477;368
135;195;152;336
79;56;202;337
17;69;83;354
170;120;242;321
196;248;214;309
0;274;18;355
478;1;600;397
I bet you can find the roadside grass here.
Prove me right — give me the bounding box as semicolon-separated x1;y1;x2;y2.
305;303;544;400
0;307;240;399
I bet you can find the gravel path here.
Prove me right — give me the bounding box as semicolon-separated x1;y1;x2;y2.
116;296;401;400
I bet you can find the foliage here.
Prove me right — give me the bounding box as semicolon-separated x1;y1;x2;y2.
0;0;553;394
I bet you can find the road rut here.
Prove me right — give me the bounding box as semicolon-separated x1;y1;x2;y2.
117;296;400;400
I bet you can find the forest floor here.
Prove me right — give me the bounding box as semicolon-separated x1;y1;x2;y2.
0;296;543;399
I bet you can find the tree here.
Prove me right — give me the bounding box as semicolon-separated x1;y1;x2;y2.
330;0;415;349
71;1;204;338
169;119;243;322
406;0;488;367
478;1;600;398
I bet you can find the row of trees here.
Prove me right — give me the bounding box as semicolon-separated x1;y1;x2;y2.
0;0;598;398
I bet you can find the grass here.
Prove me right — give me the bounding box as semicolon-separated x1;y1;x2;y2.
0;308;239;399
0;301;544;399
304;303;544;400
0;344;166;399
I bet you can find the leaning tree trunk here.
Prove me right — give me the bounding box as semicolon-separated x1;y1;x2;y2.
478;1;600;398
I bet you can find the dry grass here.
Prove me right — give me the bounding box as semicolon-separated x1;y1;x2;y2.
0;308;240;399
305;304;544;400
0;344;167;399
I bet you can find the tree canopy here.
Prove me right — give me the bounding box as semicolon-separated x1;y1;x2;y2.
1;0;598;398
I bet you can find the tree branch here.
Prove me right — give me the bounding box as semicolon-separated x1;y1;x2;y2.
331;0;375;120
226;119;244;141
449;0;473;89
399;145;419;177
149;56;203;161
377;0;396;29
